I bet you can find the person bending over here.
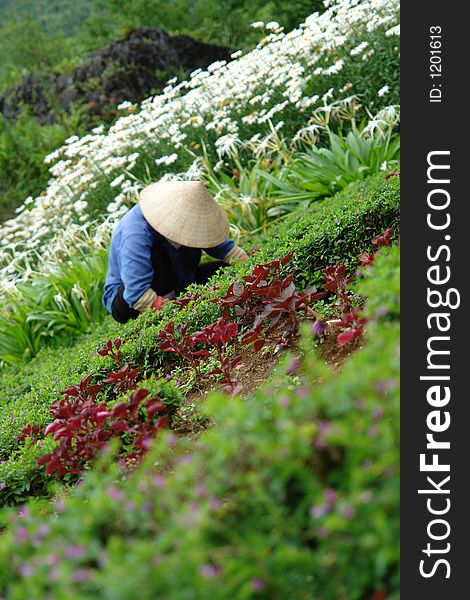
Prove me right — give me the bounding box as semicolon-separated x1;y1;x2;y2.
102;180;247;324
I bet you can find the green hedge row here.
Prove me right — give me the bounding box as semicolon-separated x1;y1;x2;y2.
0;174;399;502
0;246;400;599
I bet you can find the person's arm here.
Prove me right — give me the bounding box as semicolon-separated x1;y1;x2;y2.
205;238;248;263
120;234;157;311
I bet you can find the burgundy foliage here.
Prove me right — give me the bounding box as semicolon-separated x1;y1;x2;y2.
16;424;42;444
336;307;368;346
156;322;208;372
97;338;123;367
155;250;325;392
192;316;241;394
323;227;399;346
217;250;326;350
19;345;169;479
359;227;397;267
322;264;353;308
371;227;394;248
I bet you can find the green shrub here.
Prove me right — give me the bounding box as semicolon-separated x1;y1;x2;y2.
275;125;399;202
0;245;400;599
254;172;400;288
357;245;400;322
0;173;399;506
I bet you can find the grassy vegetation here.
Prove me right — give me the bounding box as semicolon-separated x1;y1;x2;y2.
0;0;325;222
0;0;322;93
0;172;399;505
0;3;400;595
0;243;400;599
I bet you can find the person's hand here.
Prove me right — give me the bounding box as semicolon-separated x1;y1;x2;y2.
152;295;165;311
152;291;175;312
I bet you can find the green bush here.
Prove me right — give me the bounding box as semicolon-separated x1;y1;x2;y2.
254;172;400;288
0;245;400;599
0;173;399;506
0;173;399;440
358;245;400;322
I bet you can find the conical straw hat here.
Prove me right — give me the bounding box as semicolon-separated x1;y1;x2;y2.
139;180;230;248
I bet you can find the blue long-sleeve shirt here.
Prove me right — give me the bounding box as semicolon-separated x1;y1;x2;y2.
102;204;234;313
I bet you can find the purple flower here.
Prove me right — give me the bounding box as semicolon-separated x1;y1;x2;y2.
310;504;328;519
166;433;177;448
72;568;92;583
286;357;300;376
195;484;206;498
311;321;326;338
367;425;379;439
54;499;66;513
47;554;60;566
106;486;124;502
153;474;166;488
317;526;329;539
126;502;136;511
355;398;365;409
341;505;357;520
200;564;220;579
375;305;388;318
374;378;398;394
36;524;50;539
372;407;384;421
297;386;309;400
15;526;29;543
278;396;290;408
209;497;221;511
251;578;265;591
19;564;33;577
179;454;192;464
324;489;337;507
65;545;86;560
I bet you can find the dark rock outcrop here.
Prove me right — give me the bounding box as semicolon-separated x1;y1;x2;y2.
0;28;232;125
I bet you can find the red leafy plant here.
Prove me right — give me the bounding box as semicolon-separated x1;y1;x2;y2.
157;317;241;393
156;322;212;374
36;384;167;478
321;262;366;346
173;291;200;311
18;341;169;479
323;227;398;346
155;251;324;393
358;227;396;267
217;250;326;351
192;316;241;394
97;337;123;367
322;264;354;310
336;307;368;346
